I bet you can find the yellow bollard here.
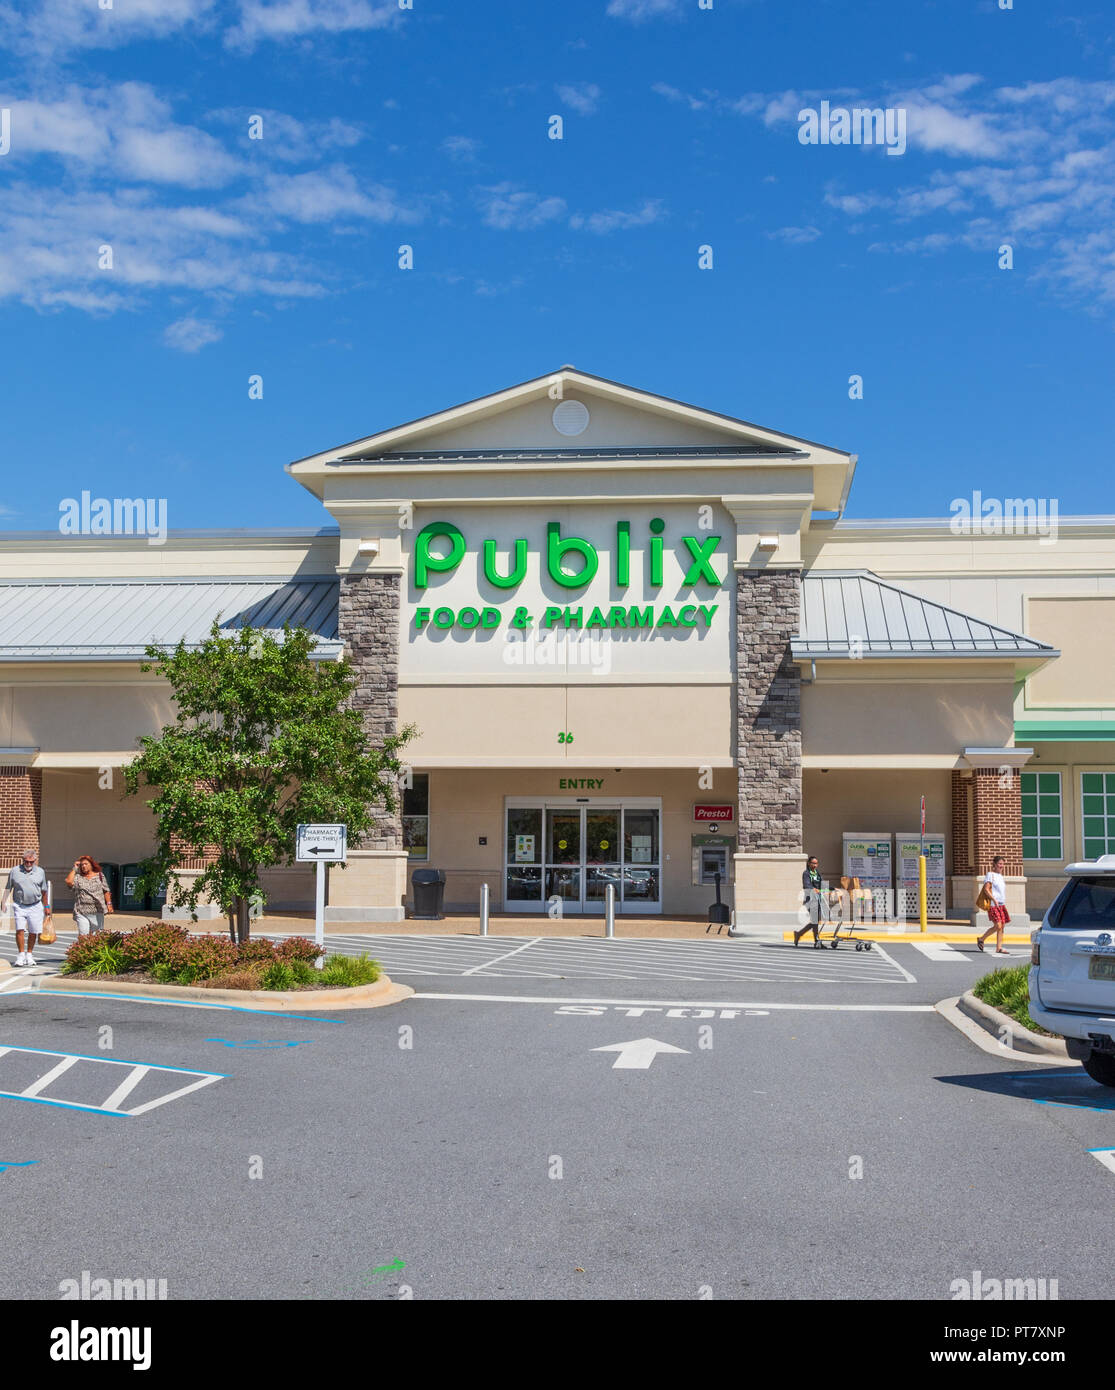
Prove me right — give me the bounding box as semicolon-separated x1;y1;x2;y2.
919;855;928;932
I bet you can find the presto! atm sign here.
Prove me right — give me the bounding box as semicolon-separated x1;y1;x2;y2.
694;804;734;823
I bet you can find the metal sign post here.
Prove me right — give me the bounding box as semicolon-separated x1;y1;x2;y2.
296;824;347;966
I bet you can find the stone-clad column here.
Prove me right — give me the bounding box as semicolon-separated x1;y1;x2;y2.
326;569;408;922
733;570;807;926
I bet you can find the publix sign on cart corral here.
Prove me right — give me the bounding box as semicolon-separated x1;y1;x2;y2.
841;834;896;921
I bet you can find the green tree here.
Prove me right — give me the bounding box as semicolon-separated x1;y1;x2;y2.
125;622;410;943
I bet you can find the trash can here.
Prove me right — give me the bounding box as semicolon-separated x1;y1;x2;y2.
120;863;146;912
98;863;121;911
411;868;446;921
146;879;168;915
707;870;731;930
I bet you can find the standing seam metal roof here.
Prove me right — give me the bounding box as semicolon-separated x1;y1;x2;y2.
796;572;1057;657
0;579;341;660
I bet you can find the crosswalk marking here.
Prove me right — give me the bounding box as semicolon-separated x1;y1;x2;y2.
0;1044;225;1117
1089;1148;1115;1176
911;942;965;962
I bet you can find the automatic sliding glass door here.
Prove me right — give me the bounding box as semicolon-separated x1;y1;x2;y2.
505;801;661;913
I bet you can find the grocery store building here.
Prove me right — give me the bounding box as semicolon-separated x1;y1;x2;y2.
2;368;1112;926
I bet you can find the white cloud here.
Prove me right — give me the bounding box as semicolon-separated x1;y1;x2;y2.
718;75;1115;311
556;83;601;116
767;225;821;245
227;0;399;50
606;0;684;20
441;135;480;162
652;82;708;112
210;108;364;163
1;0;216;59
478;185;567;231
2;84;242;188
164;317;223;352
569;200;666;234
259;166;421;223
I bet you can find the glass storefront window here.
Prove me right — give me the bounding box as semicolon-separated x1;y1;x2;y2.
403;773;429;860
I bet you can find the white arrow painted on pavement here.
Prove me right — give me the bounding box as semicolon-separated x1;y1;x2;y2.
591;1037;690;1070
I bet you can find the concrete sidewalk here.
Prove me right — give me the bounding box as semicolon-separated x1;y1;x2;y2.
98;910;995;942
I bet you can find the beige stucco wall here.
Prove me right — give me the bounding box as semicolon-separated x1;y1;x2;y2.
0;667;174;754
411;765;738;914
803;767;951;902
801;668;1014;759
1024;596;1115;709
400;683;733;765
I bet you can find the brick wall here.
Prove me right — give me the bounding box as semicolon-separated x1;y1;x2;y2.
338;570;402;851
951;771;973;874
953;767;1023;876
0;766;43;867
969;766;1024;875
736;570;803;853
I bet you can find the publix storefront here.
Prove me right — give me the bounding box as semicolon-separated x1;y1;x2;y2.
4;367;1110;928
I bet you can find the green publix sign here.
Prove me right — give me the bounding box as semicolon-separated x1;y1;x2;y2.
413;518;723;633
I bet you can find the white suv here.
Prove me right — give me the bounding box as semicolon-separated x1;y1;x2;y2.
1029;854;1115;1087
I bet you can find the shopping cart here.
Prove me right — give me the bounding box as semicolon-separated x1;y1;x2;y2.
824;893;874;952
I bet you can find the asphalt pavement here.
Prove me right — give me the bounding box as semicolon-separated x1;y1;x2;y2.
0;933;1107;1301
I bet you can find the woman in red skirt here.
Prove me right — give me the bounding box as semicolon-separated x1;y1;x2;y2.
977;855;1011;955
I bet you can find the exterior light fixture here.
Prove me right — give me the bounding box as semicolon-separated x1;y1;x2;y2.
758;534;779;550
357;539;380;557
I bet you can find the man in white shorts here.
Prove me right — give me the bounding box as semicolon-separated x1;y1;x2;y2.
2;848;53;967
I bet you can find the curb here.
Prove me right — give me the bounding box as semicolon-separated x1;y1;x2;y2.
935;991;1075;1066
33;972;414;1012
780;930;1030;944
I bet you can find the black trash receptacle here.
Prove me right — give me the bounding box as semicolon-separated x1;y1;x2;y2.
147;879;168;915
120;863;146;912
411;868;446;921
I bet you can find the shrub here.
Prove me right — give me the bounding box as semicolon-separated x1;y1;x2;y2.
973;964;1048;1035
175;935;240;980
235;937;281;966
260;961;296;991
288;959;319;985
83;941;129;977
61;931;125;975
152;963;176;984
318;952;380;988
119;922;190;968
275;936;322;964
198;965;266;991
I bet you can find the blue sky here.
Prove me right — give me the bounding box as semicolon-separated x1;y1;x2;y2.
1;0;1113;533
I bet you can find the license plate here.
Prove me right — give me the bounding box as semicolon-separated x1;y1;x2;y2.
1088;957;1115;981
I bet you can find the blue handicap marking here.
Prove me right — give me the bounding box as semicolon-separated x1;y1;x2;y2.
0;1159;39;1175
1008;1069;1115;1113
204;1038;310;1050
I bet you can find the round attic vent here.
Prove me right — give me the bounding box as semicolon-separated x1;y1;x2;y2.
552;399;590;436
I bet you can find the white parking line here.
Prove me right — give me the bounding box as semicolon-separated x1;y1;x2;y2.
0;1044;225;1117
1089;1148;1115;1177
461;937;542;975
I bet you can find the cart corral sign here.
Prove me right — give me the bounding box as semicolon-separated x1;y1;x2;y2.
296;824;347;863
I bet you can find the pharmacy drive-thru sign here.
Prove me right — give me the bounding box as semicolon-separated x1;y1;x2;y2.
296;824;347;863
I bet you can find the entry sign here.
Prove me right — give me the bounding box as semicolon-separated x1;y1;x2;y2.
296;823;347;863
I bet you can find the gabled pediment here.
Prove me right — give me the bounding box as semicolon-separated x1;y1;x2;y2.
287;367;856;511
